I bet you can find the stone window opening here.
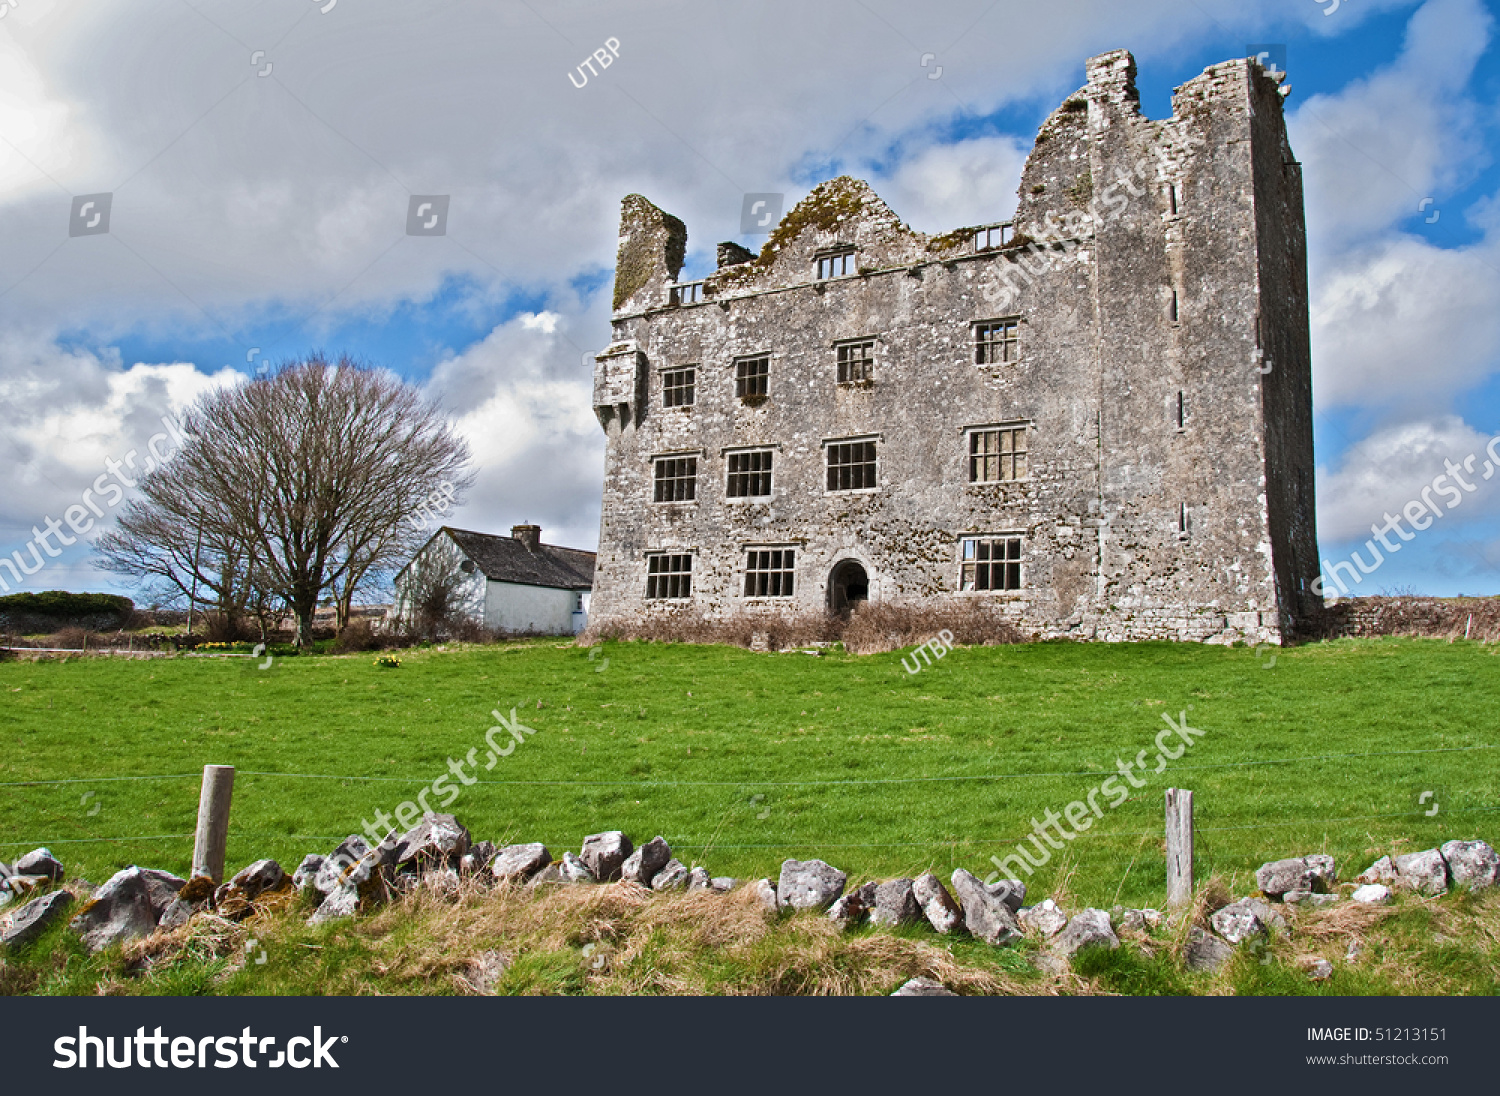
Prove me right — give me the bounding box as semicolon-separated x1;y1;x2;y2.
735;355;770;403
1169;289;1180;323
662;367;696;408
836;339;876;385
1178;502;1191;539
743;548;796;598
967;424;1028;483
974;223;1014;251
652;455;697;502
815;248;856;280
974;318;1020;365
960;536;1022;592
1176;390;1187;430
1168;183;1179;215
645;553;693;599
727;449;773;498
825;438;878;492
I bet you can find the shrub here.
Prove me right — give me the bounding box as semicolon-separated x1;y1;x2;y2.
0;591;133;632
586;600;1022;655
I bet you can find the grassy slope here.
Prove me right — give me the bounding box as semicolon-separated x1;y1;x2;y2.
1;637;1497;915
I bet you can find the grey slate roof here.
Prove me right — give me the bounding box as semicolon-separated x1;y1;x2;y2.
441;526;595;590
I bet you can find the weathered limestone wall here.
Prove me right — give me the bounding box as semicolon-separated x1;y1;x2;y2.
587;49;1319;646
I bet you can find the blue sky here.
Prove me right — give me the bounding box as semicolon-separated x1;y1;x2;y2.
0;0;1497;600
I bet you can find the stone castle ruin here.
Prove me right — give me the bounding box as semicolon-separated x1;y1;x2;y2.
588;49;1320;645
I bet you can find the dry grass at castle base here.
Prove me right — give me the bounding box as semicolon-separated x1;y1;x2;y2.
583;599;1024;655
8;874;1489;997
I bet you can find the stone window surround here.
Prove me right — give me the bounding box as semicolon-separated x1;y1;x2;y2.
963;420;1032;484
644;551;694;600
957;533;1025;594
723;444;776;500
740;544;798;599
973;316;1022;366
651;449;702;504
660;365;696;408
814;245;857;281
822;434;881;495
834;336;878;385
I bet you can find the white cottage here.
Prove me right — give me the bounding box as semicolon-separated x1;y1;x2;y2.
393;524;595;636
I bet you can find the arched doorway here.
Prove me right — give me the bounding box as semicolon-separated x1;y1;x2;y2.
827;559;869;618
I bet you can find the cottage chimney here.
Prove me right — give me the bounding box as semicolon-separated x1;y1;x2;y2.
512;524;541;551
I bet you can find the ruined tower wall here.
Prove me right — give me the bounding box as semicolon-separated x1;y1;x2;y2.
587;49;1317;646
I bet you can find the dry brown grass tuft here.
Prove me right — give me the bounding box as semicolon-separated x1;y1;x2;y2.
584;599;1023;656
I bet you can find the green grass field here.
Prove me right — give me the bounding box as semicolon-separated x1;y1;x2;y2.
2;636;1496;912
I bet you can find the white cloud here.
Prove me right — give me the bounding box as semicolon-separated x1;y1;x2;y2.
872;135;1028;232
1290;0;1492;251
1311;230;1500;408
1316;414;1497;542
425;311;604;552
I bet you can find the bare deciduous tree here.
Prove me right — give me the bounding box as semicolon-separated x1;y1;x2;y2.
98;355;472;645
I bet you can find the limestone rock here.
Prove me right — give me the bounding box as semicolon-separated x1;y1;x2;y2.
1351;883;1391;905
1394;849;1448;896
686;866;713;892
1053;908;1118;957
13;848;63;882
1304;958;1334;981
1356;856;1398;886
527;864;565;886
777;859;847;911
827;883;875;929
1305;854;1337;890
218;859;285;905
1256;856;1331;899
1183;926;1234;972
912;872;963;935
1113;907;1163;933
950;869;1022;946
490;842;552;883
1440;840;1499;891
560;851;597;884
710;877;740;893
891;976;957;996
580;831;633;882
291;855;324;892
651;858;689;890
621;836;671;886
752;877;779;912
309;883;360;923
461;841;496;876
392;814;470;872
1019;899;1068;937
1284;890;1340;909
1210;898;1283;944
871;879;922;927
989;878;1026;913
315;835;372;894
0;890;73;948
70;867;161;952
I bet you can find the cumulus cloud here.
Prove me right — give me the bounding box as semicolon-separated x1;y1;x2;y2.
1311;230;1500;408
1315;414;1499;542
872;135;1028;232
424;310;605;552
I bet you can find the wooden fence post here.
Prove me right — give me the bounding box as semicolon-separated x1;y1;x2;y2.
191;764;235;882
1165;787;1194;908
